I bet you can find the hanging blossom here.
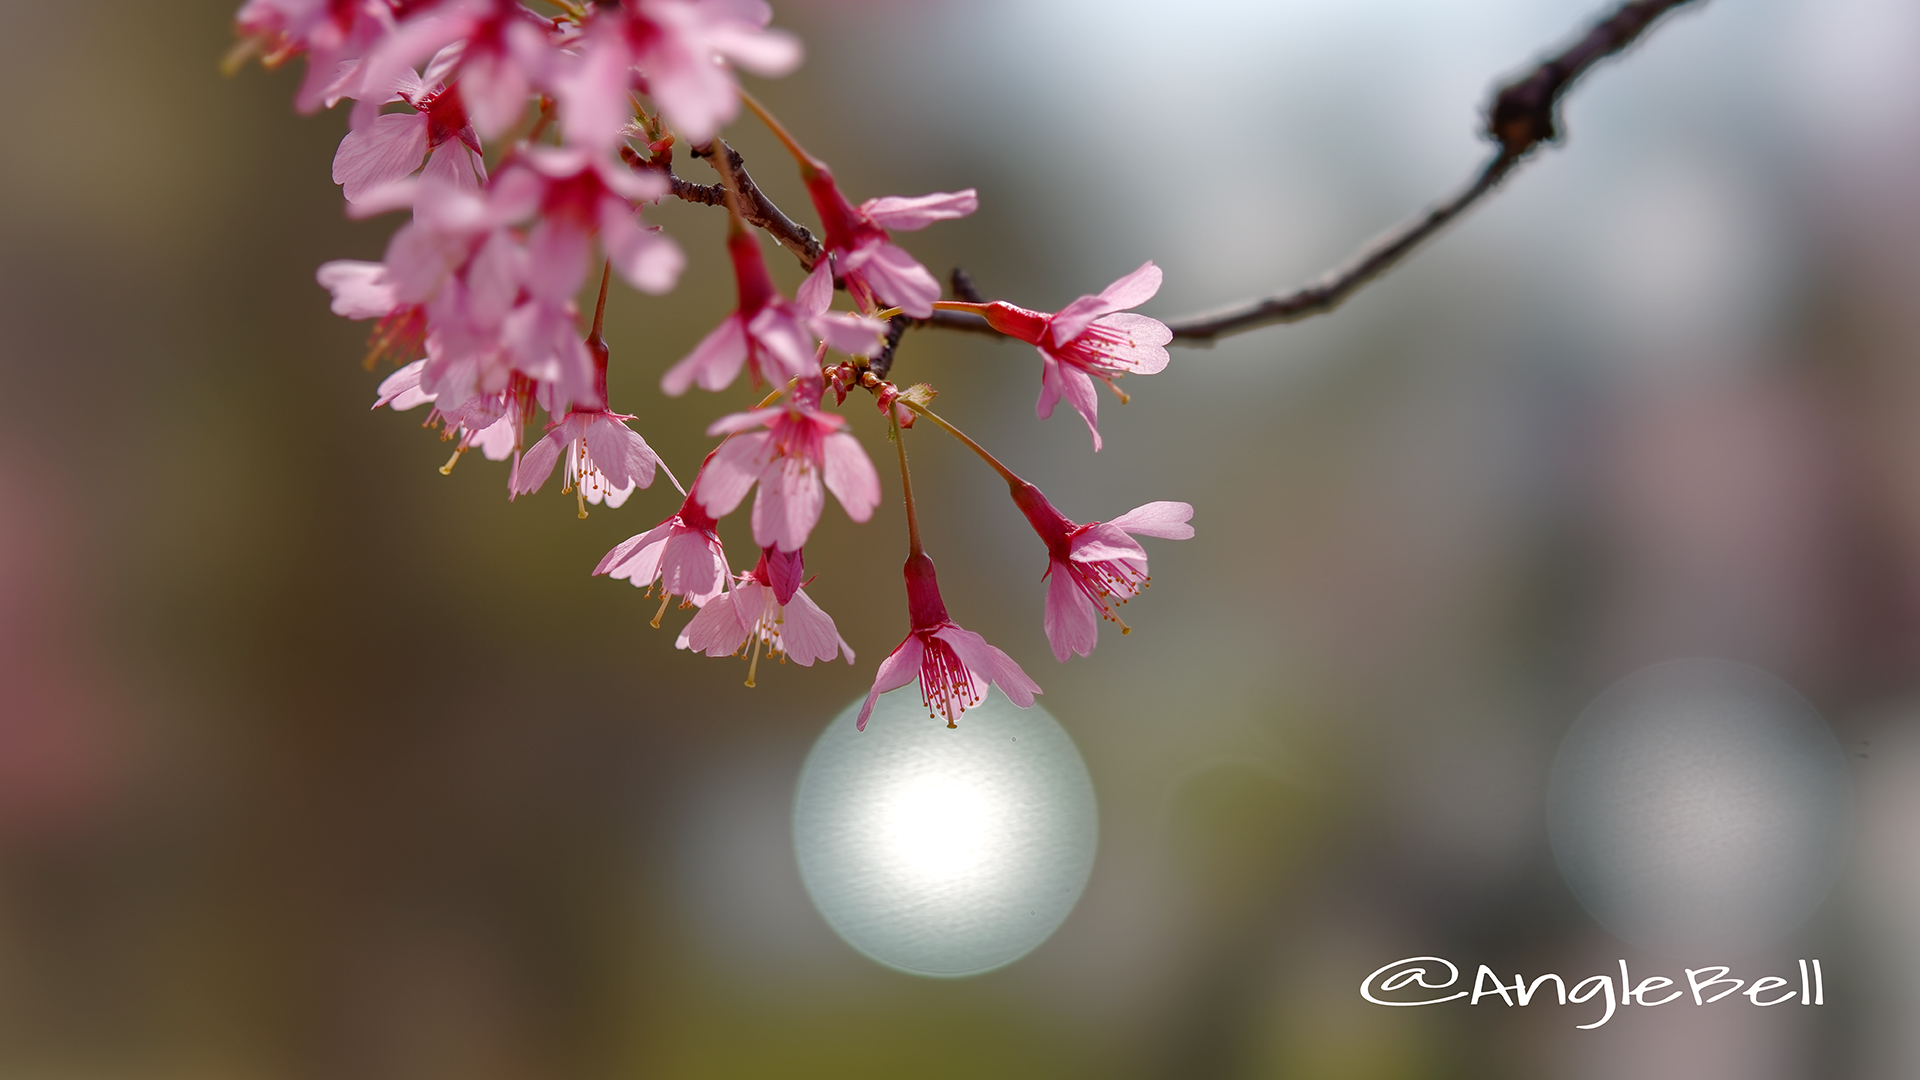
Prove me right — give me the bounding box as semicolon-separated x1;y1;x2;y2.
332;59;488;202
371;357;522;466
858;552;1040;730
556;0;801;152
966;261;1172;451
230;0;402;113
595;457;734;623
510;408;665;515
678;550;854;685
351;0;560;140
662;217;884;395
800;168;977;318
1009;483;1195;662
696;379;881;554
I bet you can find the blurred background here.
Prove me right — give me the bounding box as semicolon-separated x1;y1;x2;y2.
3;0;1919;1075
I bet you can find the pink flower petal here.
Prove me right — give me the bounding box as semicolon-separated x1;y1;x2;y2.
858;636;926;730
820;431;880;524
596;521;673;578
582;416;659;492
372;358;432;411
679;591;750;657
663;314;749;396
509;430;564;499
317;260;396;319
853;242;940;318
933;625;1039;709
810;311;887;357
1108;501;1195;540
795;261;835;316
859;189;978;232
751;456;824;552
778;588;852;667
694;432;766;519
332;112;429;202
1044;561;1101;663
658;529;728;604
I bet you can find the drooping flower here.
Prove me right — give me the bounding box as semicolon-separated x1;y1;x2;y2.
677;551;854;684
370;357;523;466
973;261;1171;451
799;166;976;318
857;552;1040;730
595;482;731;624
696;380;881;553
354;0;558;140
231;0;397;114
1009;482;1194;662
661;219;884;395
510;408;663;514
317;258;428;368
554;0;801;152
331;65;488;203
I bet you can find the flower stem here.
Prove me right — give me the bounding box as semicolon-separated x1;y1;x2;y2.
892;417;924;558
900;400;1024;488
587;258;612;405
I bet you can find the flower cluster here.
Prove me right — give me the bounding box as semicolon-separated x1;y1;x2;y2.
235;0;1192;728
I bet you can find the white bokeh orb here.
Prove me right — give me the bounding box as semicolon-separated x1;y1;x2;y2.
1548;658;1852;955
792;688;1098;977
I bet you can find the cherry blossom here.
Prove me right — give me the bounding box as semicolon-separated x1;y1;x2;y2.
972;261;1172;451
662;221;884;395
1008;482;1194;662
371;358;521;465
331;65;487;203
556;0;801;152
595;485;731;622
355;0;558;139
856;552;1040;730
677;552;854;684
510;408;663;514
232;0;400;113
696;382;881;553
799;167;976;318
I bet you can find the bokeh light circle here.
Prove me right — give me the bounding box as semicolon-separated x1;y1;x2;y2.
792;688;1098;977
1548;658;1852;955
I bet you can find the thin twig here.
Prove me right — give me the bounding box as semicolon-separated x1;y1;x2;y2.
1164;0;1706;342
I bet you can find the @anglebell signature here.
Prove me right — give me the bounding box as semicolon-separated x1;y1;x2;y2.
1360;955;1827;1030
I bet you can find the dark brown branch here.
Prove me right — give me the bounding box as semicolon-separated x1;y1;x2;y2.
1154;0;1706;343
627;140;825;269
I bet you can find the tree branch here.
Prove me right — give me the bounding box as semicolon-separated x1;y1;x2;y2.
629;140;825;269
1161;0;1707;342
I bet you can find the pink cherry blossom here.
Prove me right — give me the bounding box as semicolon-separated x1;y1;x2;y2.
800;166;977;318
1009;482;1193;662
976;261;1172;451
370;358;522;464
233;0;399;114
695;382;881;553
355;0;558;139
662;223;884;395
857;552;1040;730
510;408;663;514
677;552;853;684
331;66;488;203
555;0;801;152
595;485;731;622
317;258;429;367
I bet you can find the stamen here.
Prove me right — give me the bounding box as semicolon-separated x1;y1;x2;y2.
745;633;764;688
